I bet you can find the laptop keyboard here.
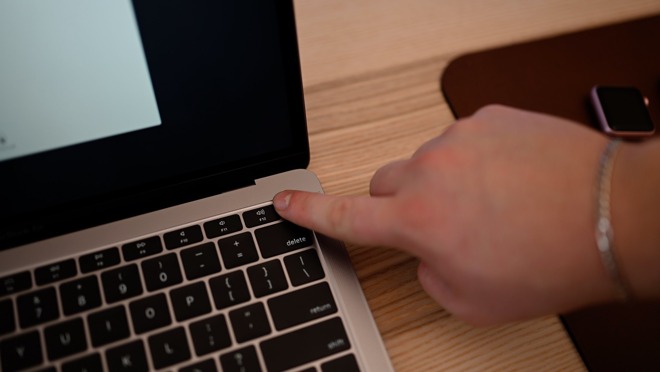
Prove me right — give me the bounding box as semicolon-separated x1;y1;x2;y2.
0;203;360;372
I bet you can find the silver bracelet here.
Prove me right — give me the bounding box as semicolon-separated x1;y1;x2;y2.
595;138;631;300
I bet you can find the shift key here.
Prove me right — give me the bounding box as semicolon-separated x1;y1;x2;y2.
261;317;350;372
255;222;313;258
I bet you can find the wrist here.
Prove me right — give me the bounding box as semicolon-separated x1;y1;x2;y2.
610;139;660;299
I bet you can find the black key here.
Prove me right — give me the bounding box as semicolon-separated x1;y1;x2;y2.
106;340;148;372
44;318;87;361
80;247;120;273
261;317;350;372
88;305;130;347
220;345;262;372
148;327;191;369
229;302;271;343
322;354;359;372
243;204;280;228
35;259;77;285
0;271;32;297
36;367;57;372
284;249;325;286
102;265;143;303
0;330;43;371
164;225;204;250
189;314;231;356
17;287;59;328
247;260;288;298
60;276;102;315
129;293;171;334
203;214;242;239
122;236;162;261
181;243;222;280
255;222;314;258
141;253;183;291
170;282;212;321
0;299;15;335
268;282;337;330
180;359;218;372
209;271;250;310
217;232;259;269
62;353;103;372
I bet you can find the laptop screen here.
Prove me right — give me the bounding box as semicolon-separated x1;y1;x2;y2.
0;1;309;249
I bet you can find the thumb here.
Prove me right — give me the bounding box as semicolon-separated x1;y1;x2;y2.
273;190;402;248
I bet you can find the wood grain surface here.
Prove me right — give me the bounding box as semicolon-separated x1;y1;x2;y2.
293;1;660;370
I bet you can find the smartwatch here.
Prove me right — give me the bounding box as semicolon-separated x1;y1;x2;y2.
590;86;655;137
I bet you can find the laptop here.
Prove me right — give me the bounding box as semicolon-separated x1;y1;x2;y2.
0;1;393;371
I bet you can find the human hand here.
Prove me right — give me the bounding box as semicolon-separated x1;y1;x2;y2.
274;105;619;325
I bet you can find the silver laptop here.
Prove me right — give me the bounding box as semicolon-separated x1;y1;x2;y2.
0;1;393;371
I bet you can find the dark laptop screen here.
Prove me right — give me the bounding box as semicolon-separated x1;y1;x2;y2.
0;1;309;249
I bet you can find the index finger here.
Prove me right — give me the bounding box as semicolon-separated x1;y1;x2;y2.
273;190;404;249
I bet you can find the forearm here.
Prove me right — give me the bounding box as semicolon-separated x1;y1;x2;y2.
612;138;660;299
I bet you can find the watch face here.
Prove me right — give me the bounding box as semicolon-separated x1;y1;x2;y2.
594;86;655;133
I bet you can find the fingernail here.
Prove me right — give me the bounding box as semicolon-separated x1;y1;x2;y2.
273;191;292;211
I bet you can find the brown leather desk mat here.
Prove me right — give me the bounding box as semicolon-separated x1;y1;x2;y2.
441;15;660;371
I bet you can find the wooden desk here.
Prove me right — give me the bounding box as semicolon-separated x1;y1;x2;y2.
293;1;660;370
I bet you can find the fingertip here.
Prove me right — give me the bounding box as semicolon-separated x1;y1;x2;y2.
273;189;317;227
274;190;398;248
273;190;292;212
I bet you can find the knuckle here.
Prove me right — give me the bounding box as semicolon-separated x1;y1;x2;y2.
474;103;507;117
408;150;436;171
454;116;483;134
369;166;390;194
410;145;463;172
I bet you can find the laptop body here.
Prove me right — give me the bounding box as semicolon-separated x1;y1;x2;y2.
0;1;393;371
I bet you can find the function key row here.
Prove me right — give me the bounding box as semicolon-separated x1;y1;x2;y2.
164;225;204;250
124;205;281;257
123;236;163;261
243;204;281;228
0;271;32;298
0;205;282;300
101;205;284;264
204;214;242;239
80;247;120;273
35;260;77;286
